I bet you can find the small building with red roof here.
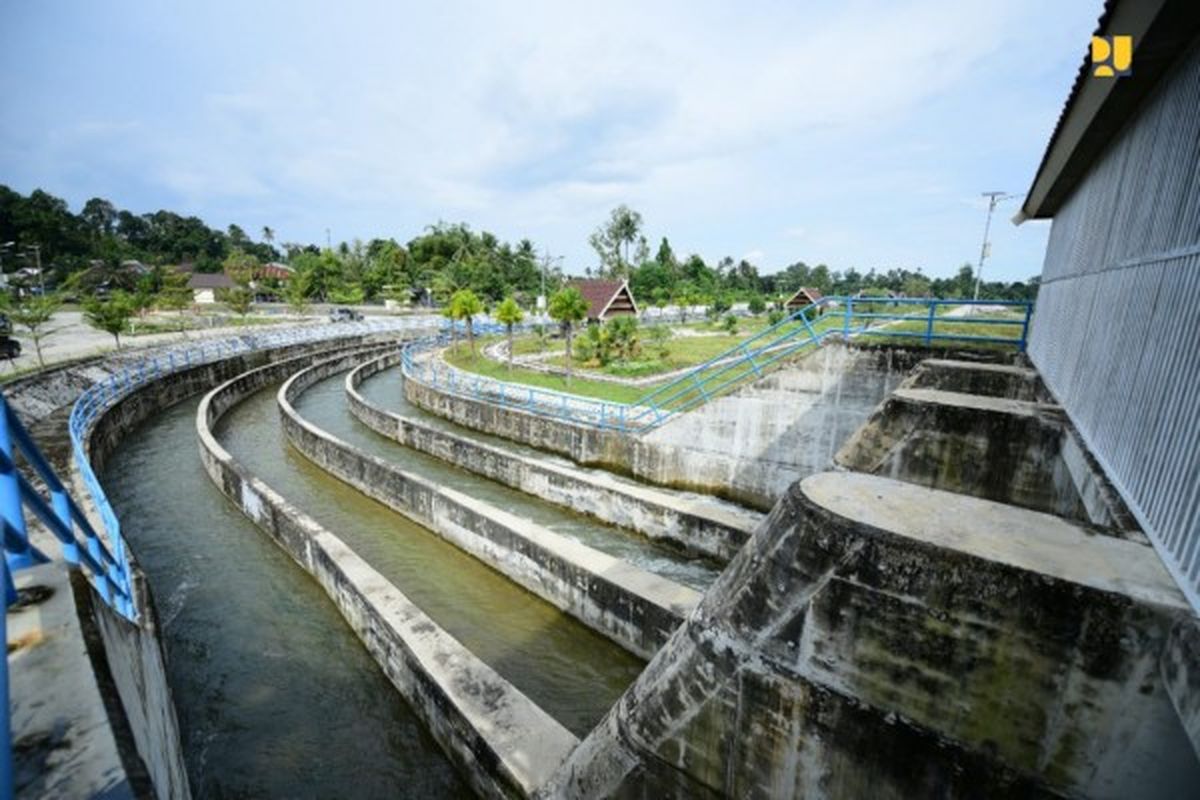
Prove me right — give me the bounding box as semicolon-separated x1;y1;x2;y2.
569;279;639;322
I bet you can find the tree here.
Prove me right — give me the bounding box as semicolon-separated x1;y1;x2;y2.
645;323;672;361
156;270;193;335
606;315;640;363
84;292;135;350
723;313;739;335
447;288;485;356
284;271;312;317
220;285;254;320
588;205;643;277
548;287;589;384
494;296;524;368
748;294;767;315
8;293;62;367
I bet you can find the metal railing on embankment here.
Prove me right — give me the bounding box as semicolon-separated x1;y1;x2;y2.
0;316;441;800
402;298;1033;435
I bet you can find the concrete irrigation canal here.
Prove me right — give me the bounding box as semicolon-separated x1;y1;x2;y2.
6;314;1199;799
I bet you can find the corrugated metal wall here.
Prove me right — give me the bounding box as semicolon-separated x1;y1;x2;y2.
1029;41;1200;610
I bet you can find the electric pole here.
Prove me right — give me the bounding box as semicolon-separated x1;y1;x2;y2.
974;192;1017;301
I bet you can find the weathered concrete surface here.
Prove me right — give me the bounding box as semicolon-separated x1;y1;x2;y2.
1162;617;1200;760
539;472;1198;800
197;350;580;799
835;386;1140;538
348;351;760;561
406;343;930;511
8;564;139;799
902;358;1046;401
284;350;699;658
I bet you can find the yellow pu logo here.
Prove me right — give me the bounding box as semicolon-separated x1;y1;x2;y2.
1092;35;1132;78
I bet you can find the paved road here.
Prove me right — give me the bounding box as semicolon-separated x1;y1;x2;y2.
0;307;409;373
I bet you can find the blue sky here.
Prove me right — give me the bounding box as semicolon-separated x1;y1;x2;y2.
0;0;1101;281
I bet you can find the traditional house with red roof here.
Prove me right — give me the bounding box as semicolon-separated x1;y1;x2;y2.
570;279;639;322
784;287;824;311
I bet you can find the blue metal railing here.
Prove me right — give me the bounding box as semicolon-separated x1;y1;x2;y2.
1;316;442;799
401;298;1032;434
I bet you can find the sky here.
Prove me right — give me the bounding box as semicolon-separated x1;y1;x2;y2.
0;0;1103;282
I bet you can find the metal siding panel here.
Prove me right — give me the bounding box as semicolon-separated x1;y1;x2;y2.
1030;43;1200;611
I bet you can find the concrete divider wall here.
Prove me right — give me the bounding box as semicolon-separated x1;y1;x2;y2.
541;472;1198;800
282;350;699;659
348;351;754;561
69;336;378;800
405;344;930;510
195;348;580;800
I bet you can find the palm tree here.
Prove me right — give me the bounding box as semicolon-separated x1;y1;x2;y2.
548;287;589;385
262;226;275;247
494;297;524;369
448;289;485;356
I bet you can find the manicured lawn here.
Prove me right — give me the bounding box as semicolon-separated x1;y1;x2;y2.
443;341;651;404
858;312;1028;350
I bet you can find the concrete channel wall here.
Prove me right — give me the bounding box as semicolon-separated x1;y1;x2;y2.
347;351;756;561
405;344;933;510
540;471;1198;800
195;347;580;800
72;337;377;800
282;349;699;658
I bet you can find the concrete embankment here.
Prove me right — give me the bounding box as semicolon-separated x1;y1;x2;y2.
540;471;1198;800
64;335;382;799
404;343;928;510
348;351;758;561
283;349;700;658
196;347;579;799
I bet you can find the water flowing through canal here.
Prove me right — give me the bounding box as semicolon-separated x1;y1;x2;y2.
103;397;467;798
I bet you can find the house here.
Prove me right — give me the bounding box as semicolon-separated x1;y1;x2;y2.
784;287;824;311
258;262;294;281
187;272;235;304
1014;0;1200;609
569;279;639;322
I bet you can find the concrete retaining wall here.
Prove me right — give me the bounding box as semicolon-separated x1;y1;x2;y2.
196;348;580;800
283;350;699;658
540;472;1198;800
834;386;1139;537
348;351;756;562
405;344;928;510
68;337;376;799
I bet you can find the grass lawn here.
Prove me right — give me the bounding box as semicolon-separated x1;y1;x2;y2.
443;341;651;404
858;312;1028;350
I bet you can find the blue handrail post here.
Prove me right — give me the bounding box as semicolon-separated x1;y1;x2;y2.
51;489;78;566
925;301;937;346
843;297;853;341
1;579;12;800
1019;303;1032;353
0;407;40;572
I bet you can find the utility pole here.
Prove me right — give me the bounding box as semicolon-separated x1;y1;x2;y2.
325;228;332;250
974;192;1017;301
538;250;563;315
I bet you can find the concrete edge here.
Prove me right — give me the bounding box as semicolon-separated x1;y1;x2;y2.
281;349;699;658
346;350;755;562
194;347;580;800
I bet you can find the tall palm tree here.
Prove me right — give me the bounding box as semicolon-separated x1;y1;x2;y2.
548;287;589;385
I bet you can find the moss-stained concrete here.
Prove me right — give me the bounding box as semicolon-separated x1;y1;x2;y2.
347;351;760;561
197;349;580;800
834;386;1140;537
282;350;699;659
538;473;1198;800
405;343;925;511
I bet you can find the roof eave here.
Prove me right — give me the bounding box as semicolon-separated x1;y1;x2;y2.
1020;0;1200;221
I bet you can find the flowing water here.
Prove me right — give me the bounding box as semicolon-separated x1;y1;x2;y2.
217;381;646;736
104;397;467;798
307;367;721;590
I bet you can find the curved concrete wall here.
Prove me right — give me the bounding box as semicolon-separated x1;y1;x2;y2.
348;351;755;561
404;343;920;510
282;349;698;659
68;335;380;799
195;348;580;799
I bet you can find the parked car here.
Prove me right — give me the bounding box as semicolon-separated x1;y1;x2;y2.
329;307;364;322
0;314;21;359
